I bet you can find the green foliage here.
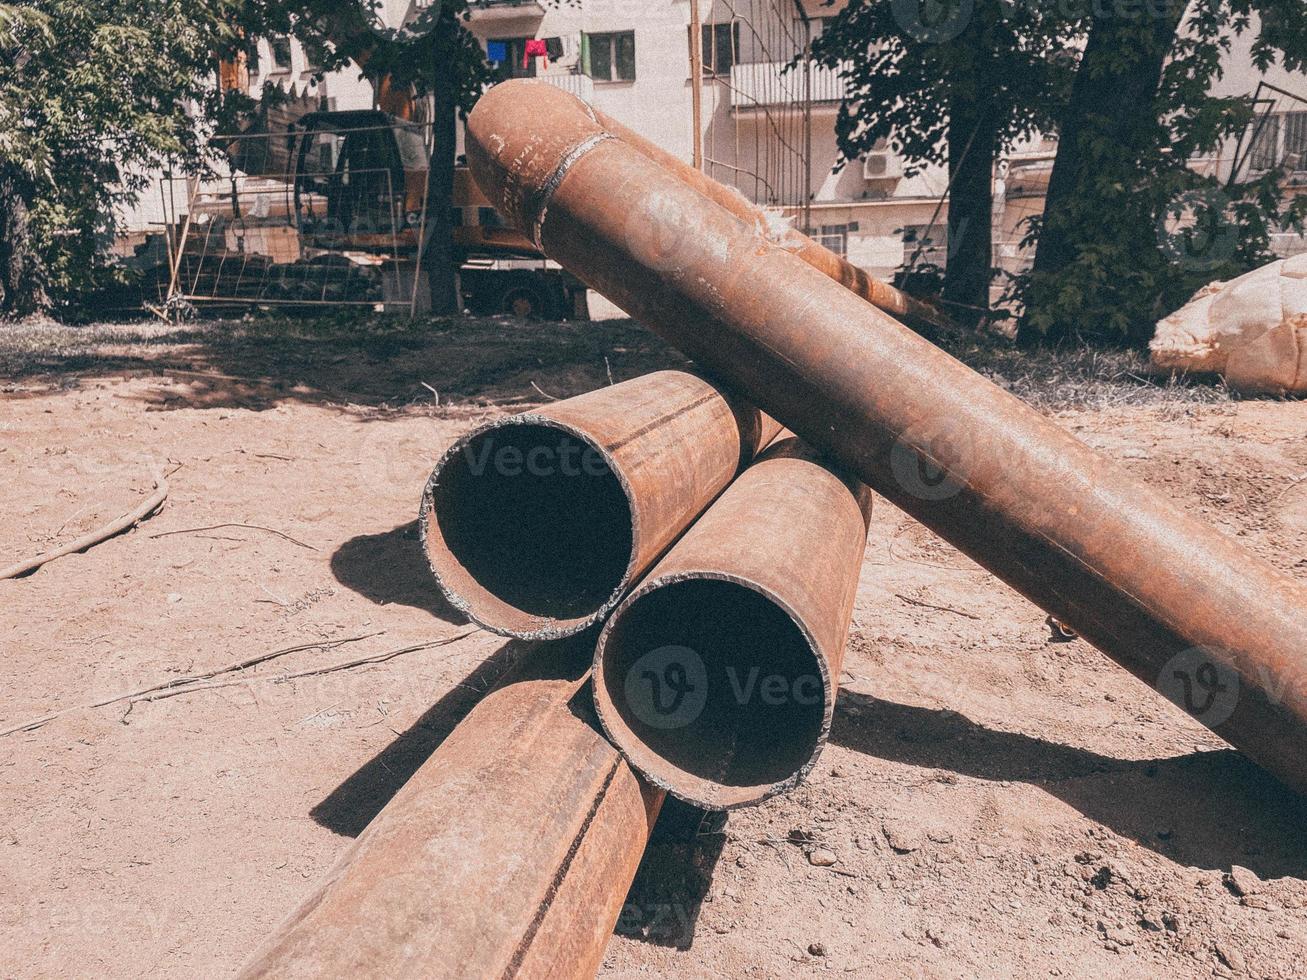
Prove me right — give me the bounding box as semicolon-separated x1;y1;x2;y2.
813;0;1307;346
0;0;264;313
811;0;1076;173
1018;0;1307;345
811;0;1079;314
0;0;493;316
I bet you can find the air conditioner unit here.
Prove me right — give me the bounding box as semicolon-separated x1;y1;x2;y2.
863;151;903;181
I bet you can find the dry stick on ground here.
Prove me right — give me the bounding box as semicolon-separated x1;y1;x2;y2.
148;523;317;551
124;632;482;710
0;631;385;738
1272;473;1307;503
0;463;169;581
895;593;982;621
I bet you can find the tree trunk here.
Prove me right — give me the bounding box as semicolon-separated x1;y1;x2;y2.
0;164;47;317
424;54;460;316
1019;7;1186;345
943;99;997;322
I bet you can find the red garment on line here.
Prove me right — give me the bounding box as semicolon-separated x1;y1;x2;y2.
523;38;548;69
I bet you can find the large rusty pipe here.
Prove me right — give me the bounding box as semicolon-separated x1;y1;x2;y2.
419;370;780;639
593;437;873;810
237;640;664;979
467;80;1307;798
585;105;955;334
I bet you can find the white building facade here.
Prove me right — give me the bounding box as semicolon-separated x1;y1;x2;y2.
123;0;1307;287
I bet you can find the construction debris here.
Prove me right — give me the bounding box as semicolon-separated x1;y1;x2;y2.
1151;253;1307;395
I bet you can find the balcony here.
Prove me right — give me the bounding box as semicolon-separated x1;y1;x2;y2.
540;72;595;103
467;0;545;20
729;61;847;112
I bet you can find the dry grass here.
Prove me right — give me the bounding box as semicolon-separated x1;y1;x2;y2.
936;335;1236;413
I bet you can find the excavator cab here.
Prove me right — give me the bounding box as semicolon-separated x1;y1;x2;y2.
288;109;429;251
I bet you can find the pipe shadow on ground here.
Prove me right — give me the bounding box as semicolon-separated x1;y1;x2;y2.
561;680;725;950
614;798;727;951
330;520;467;626
832;691;1307;880
310;637;530;837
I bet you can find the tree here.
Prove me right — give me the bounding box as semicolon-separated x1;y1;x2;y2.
0;0;257;317
812;0;1076;322
0;0;491;318
1018;0;1307;346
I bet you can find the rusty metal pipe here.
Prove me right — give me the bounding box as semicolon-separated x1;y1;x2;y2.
584;104;955;334
236;640;664;980
467;80;1307;798
419;370;780;639
593;437;872;810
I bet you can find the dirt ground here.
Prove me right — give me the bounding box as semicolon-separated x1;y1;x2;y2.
2;313;1305;979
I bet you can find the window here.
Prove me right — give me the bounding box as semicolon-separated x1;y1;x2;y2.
814;224;851;258
1285;112;1307;172
903;224;947;265
698;22;739;77
269;36;293;74
1250;114;1281;171
1248;112;1307;173
583;31;636;83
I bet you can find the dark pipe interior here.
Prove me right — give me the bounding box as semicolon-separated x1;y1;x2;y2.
600;579;825;790
432;424;633;619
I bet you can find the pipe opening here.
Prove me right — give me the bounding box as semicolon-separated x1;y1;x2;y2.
429;423;634;623
598;579;826;805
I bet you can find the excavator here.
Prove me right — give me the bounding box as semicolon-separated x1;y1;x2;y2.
160;53;587;317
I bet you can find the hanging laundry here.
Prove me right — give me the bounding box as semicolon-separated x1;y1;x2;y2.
486;40;508;64
545;37;564;61
523;38;549;70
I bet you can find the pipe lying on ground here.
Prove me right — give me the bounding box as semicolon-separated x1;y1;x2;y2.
419;370;779;639
236;639;664;980
584;106;955;335
466;80;1307;799
593;437;873;810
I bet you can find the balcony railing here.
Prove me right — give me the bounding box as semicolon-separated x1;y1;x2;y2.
539;72;595;103
467;0;545;19
729;61;847;111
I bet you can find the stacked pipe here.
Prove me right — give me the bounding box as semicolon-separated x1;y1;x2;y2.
245;78;1307;978
420;374;874;806
236;639;664;979
244;373;873;979
461;79;1307;802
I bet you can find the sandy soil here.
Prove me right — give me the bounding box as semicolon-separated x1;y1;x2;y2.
1;315;1305;978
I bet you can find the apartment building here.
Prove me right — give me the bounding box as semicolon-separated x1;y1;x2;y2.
453;0;957;281
123;0;1307;287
